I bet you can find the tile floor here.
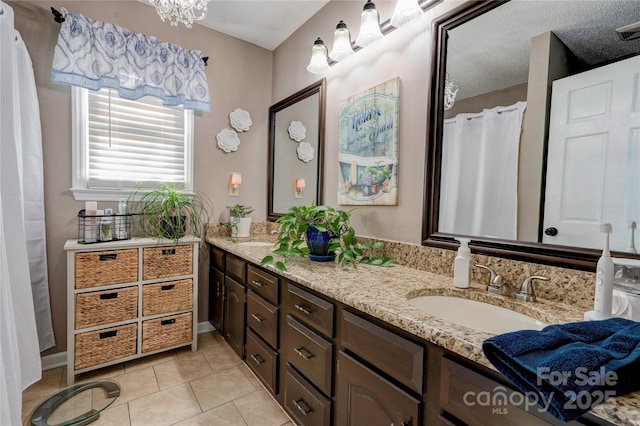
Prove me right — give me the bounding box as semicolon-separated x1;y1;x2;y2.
22;331;293;426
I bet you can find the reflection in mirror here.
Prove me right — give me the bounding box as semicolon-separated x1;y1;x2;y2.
268;79;325;221
425;0;640;269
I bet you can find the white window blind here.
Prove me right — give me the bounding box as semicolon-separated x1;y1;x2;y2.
72;87;194;200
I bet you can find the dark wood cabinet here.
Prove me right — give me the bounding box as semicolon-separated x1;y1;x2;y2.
336;351;421;426
208;266;224;331
223;276;246;358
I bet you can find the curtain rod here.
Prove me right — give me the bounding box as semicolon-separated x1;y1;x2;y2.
50;7;209;66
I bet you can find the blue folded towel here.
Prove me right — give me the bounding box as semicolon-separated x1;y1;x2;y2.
482;317;640;422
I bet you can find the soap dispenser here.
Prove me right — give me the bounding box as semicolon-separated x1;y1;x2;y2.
454;238;471;289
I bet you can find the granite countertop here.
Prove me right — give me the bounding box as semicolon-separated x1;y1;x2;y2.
207;235;640;426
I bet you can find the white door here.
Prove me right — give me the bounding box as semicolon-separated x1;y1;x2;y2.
543;55;640;252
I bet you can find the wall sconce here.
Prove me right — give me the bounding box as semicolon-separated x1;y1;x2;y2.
306;0;438;74
229;172;242;197
295;178;306;199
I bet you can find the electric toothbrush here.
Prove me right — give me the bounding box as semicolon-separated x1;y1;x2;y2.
585;223;614;320
628;221;637;254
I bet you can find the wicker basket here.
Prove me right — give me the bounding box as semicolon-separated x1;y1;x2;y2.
142;312;192;353
75;249;138;289
142;279;193;317
75;323;137;369
75;286;138;329
143;245;192;281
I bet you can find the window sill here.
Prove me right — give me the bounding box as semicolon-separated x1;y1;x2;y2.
71;188;135;202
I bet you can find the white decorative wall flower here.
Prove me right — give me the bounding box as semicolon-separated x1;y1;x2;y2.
297;142;314;163
217;128;240;153
229;108;252;132
288;121;306;142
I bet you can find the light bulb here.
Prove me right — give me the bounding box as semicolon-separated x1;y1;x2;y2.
390;0;423;28
307;37;330;74
329;21;355;62
356;0;383;48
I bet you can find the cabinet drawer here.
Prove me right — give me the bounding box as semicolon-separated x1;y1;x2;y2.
142;245;193;281
75;249;138;289
284;364;332;426
75;286;138;329
247;291;279;348
142;279;193;316
246;329;278;395
341;310;424;394
226;254;245;282
287;284;334;337
75;323;137;369
211;247;225;271
142;312;192;353
440;357;550;426
247;265;279;304
286;316;333;396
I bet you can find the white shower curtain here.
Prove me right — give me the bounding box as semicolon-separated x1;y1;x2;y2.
1;1;45;423
439;102;526;239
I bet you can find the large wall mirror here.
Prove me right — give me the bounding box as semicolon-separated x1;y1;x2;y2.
424;0;640;270
268;79;326;221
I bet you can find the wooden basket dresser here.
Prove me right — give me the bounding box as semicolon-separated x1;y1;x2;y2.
64;237;200;384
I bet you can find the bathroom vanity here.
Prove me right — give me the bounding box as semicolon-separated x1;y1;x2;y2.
64;237;200;384
207;235;639;426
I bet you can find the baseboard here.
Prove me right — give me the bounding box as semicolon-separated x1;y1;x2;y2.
41;321;217;371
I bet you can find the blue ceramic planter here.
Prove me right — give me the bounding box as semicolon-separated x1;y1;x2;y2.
305;226;336;262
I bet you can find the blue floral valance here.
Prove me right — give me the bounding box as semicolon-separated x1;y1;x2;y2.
51;8;210;112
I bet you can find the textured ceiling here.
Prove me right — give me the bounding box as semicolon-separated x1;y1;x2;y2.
447;0;640;101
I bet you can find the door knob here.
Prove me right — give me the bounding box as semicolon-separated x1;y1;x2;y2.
544;227;558;236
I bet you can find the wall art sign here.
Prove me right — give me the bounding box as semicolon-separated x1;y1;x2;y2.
338;77;399;205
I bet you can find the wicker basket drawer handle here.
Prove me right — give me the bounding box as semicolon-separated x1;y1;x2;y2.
161;248;176;255
99;292;118;300
161;319;176;326
250;354;265;365
251;313;265;323
294;304;313;315
293;398;313;415
251;280;265;287
99;253;117;261
294;347;314;360
161;284;176;291
99;330;117;339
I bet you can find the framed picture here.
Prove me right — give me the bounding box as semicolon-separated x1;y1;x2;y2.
337;77;399;205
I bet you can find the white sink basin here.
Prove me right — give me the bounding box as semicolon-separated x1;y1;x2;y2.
238;241;274;247
408;296;546;334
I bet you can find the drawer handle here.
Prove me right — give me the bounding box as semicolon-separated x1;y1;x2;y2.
251;313;265;323
98;253;117;261
251;280;265;287
292;398;313;416
162;248;176;255
294;304;313;315
294;347;314;360
99;292;118;300
99;330;117;339
161;284;175;291
250;354;265;365
161;319;176;326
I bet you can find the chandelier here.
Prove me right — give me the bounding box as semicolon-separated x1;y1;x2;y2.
444;72;459;110
149;0;210;28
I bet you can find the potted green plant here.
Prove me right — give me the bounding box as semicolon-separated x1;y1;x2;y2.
261;204;393;272
128;183;212;244
226;204;254;238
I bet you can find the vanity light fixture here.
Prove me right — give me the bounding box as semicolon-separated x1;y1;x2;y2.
295;178;306;199
390;0;423;28
148;0;210;28
356;0;384;48
307;37;331;75
229;172;242;197
329;21;355;62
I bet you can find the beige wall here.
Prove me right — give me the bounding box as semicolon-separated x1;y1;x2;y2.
11;0;273;355
272;0;462;243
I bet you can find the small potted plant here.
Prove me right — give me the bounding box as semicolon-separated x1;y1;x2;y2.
227;204;254;238
261;204;393;272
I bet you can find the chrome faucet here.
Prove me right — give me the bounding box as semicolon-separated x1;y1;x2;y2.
475;264;549;302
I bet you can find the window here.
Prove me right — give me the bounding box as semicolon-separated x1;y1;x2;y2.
71;87;194;201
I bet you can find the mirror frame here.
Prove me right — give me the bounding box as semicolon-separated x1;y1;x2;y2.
422;0;608;272
268;79;326;222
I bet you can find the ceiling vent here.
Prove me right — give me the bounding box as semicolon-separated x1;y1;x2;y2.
616;21;640;41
